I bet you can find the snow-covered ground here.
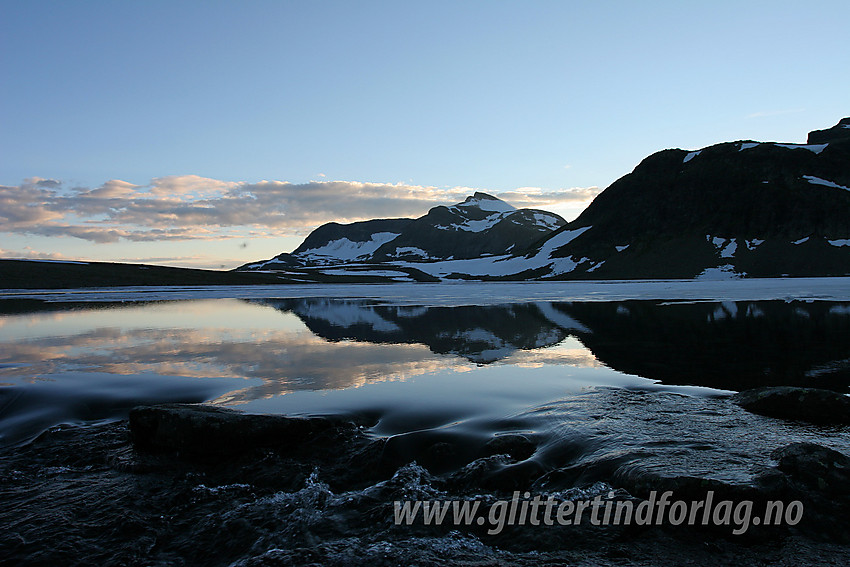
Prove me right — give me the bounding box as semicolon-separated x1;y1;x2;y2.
297;232;400;262
4;277;850;306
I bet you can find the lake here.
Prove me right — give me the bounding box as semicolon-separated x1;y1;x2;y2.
2;280;850;565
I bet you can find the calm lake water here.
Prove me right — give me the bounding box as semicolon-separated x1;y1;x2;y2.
2;282;850;483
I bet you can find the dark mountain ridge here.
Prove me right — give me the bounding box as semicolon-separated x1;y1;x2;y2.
535;117;850;279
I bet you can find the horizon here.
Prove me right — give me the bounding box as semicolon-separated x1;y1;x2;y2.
2;1;848;269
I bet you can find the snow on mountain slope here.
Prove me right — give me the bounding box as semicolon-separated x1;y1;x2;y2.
241;192;567;270
803;175;850;192
391;225;593;279
239;117;850;281
455;192;516;213
298;232;401;263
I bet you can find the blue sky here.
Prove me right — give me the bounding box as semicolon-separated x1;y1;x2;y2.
2;1;848;268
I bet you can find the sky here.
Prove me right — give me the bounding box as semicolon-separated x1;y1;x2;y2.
2;1;848;269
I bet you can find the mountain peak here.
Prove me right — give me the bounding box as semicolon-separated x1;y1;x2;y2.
456;192;516;213
807;117;850;144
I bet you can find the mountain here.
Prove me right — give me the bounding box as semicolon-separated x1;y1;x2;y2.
238;192;565;270
240;117;850;281
523;117;850;280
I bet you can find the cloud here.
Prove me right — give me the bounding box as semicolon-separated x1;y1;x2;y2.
0;176;601;244
0;247;78;261
746;109;806;119
495;187;601;208
81;179;140;198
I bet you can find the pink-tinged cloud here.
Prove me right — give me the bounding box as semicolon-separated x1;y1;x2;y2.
0;176;601;244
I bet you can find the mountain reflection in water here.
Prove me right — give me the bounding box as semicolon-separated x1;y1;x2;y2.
251;297;850;392
0;297;849;445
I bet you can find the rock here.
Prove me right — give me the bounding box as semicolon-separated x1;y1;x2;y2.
613;465;761;503
731;386;850;424
129;403;354;457
481;434;536;461
772;442;850;495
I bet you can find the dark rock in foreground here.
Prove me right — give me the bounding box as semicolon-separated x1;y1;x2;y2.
4;414;850;565
732;386;850;424
773;442;850;495
129;403;360;456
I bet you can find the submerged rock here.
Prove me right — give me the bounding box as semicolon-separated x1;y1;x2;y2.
129;403;358;456
772;442;850;495
481;433;537;461
732;386;850;424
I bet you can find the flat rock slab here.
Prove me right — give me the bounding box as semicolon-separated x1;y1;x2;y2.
129;403;355;456
732;387;850;424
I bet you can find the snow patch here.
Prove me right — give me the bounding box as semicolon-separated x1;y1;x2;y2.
391;247;430;258
696;265;742;280
457;195;515;213
319;269;412;278
456;213;507;232
615;245;629;252
532;212;563;231
792;237;810;245
549;256;581;276
683;150;701;163
720;239;737;258
828;239;850;247
745;239;765;251
773;143;829;154
539;226;593;258
389;226;593;279
739;142;760;151
803;175;850;192
708;236;737;257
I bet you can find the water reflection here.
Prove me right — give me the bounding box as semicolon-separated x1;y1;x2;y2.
2;298;850;396
553;300;850;391
1;297;849;445
254;298;583;363
249;297;850;392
